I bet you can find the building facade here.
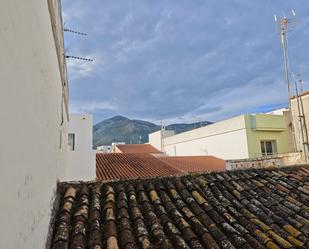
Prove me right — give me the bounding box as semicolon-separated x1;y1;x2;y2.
67;114;96;181
0;1;70;248
290;91;309;163
149;114;292;160
148;130;175;151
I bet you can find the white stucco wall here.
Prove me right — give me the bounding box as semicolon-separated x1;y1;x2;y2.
66;114;96;181
0;1;68;249
162;116;249;160
149;131;162;151
149;130;175;151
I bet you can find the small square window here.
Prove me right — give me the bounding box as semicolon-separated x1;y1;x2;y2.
68;133;75;151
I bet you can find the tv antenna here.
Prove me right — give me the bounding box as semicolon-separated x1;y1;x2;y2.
64;28;87;36
274;10;296;107
65;55;93;62
63;24;93;62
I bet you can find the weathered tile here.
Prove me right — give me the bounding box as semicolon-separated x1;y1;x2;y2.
51;166;309;249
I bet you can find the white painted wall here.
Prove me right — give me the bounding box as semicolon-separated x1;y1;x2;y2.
149;131;162;151
66;114;96;181
151;114;292;160
149;130;175;151
0;1;68;248
155;116;249;160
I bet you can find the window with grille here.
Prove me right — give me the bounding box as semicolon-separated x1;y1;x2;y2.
260;140;277;156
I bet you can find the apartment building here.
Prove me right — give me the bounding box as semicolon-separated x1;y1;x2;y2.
149;113;293;160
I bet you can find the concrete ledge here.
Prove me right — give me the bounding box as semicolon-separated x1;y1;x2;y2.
226;152;305;170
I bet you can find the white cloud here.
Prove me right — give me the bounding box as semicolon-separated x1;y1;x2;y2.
70;100;117;114
194;79;288;122
66;53;100;79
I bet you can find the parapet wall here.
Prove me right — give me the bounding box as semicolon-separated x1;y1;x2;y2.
226;152;305;170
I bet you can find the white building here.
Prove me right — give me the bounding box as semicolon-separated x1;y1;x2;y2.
67;114;96;181
97;145;112;153
148;130;175;151
149;114;293;160
0;0;70;248
0;1;96;248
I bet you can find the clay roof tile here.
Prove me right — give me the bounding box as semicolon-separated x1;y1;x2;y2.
51;166;309;249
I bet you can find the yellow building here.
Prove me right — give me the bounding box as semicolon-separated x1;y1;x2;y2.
149;113;293;160
244;114;292;158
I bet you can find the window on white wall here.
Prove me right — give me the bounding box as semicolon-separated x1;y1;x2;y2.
68;133;75;151
260;140;277;156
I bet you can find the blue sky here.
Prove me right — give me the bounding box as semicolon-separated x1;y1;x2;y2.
62;0;309;124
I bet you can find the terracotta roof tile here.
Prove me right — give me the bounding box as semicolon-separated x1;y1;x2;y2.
96;153;182;181
51;166;309;249
158;156;226;173
116;144;162;154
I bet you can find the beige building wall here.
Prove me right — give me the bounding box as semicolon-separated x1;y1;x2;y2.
282;110;296;153
149;131;163;151
67;114;96;181
290;92;309;162
0;1;69;249
113;146;122;153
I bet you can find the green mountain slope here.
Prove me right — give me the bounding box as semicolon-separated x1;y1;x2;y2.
93;115;212;147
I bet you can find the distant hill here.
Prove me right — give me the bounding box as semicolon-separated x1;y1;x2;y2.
93;115;212;147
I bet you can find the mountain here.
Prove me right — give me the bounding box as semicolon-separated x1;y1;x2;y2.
93;115;212;147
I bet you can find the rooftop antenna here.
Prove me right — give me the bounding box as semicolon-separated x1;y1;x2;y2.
274;9;296;107
65;55;94;62
63;24;93;62
64;28;87;36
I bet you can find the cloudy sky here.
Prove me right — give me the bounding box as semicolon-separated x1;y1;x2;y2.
62;0;309;125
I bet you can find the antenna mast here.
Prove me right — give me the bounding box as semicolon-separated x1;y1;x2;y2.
274;10;296;107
